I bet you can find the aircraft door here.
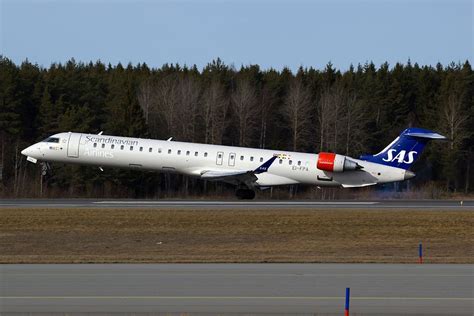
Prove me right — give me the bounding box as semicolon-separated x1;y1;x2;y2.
216;151;223;165
228;152;236;167
67;133;82;158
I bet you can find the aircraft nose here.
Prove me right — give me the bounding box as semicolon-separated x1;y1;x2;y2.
21;145;39;157
404;170;416;180
21;147;30;156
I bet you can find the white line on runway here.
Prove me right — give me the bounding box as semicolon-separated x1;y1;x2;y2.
6;273;471;277
0;204;84;207
0;296;471;301
93;201;379;205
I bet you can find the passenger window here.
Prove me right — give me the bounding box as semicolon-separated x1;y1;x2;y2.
121;145;124;150
279;159;283;164
178;150;181;155
298;161;301;166
111;144;115;149
250;156;254;161
93;143;97;148
194;151;198;156
149;147;152;153
289;160;292;165
260;157;263;162
101;144;105;149
240;156;244;161
158;148;162;153
186;151;190;156
168;149;172;154
130;146;133;151
204;152;208;157
139;147;143;152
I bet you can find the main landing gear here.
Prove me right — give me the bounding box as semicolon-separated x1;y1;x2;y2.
235;188;256;200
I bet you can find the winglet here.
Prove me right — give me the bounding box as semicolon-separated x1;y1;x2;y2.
254;155;278;174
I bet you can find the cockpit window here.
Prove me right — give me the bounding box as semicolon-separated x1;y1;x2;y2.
42;137;60;143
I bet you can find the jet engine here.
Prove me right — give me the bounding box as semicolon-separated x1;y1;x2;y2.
317;152;362;172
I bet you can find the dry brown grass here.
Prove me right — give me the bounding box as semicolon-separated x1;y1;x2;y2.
0;208;472;263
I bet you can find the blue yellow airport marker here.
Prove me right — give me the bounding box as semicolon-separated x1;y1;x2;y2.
345;287;350;316
419;243;423;264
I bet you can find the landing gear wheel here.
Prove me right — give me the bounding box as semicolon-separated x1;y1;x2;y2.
236;188;256;200
41;162;51;176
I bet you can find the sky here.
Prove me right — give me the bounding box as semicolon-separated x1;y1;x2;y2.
1;0;472;71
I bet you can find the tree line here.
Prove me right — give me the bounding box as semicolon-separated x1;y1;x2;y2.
0;56;472;198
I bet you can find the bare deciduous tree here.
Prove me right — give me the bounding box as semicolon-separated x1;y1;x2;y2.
153;74;202;141
343;92;366;156
201;81;228;144
440;92;470;190
231;79;259;147
137;78;156;125
154;75;179;138
317;84;355;153
442;93;469;150
258;85;277;149
317;87;333;152
175;76;201;142
330;84;345;151
281;78;313;151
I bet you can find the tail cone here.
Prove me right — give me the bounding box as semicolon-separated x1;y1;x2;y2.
404;170;416;180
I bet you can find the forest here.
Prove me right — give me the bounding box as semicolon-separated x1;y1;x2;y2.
0;56;472;198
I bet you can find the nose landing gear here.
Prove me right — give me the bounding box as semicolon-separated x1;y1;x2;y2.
235;188;256;200
41;162;52;176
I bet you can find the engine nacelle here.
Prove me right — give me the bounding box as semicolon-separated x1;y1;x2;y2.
317;152;361;172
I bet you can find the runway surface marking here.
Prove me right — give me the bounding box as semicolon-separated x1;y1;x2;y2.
93;201;379;205
1;296;472;301
1;199;472;209
5;273;470;277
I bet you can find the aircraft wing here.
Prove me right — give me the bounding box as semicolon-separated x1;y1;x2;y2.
201;170;258;185
200;156;278;186
341;183;377;188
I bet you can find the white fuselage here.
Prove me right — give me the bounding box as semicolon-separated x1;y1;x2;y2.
22;132;410;188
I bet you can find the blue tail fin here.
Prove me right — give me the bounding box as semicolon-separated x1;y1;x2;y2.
360;128;446;170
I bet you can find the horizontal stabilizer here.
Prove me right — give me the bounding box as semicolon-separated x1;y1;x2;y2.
404;131;447;140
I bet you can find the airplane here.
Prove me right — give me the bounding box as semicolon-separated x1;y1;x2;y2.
21;127;446;199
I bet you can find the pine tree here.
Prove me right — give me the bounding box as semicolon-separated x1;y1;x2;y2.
38;85;59;137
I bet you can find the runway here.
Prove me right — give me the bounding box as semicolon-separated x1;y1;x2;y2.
0;198;472;209
0;264;472;314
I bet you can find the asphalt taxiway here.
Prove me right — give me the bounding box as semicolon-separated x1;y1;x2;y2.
0;264;472;314
0;199;472;209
